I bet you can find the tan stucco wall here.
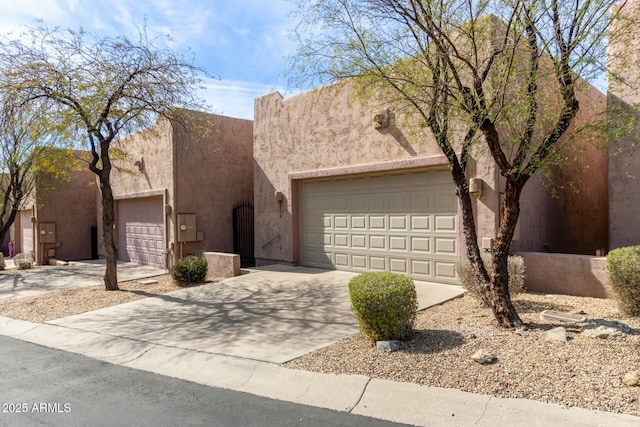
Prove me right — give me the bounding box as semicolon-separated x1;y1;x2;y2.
107;118;175;265
518;252;611;298
204;251;240;278
255;75;608;267
173;111;254;257
513;81;609;255
36;170;97;261
253;84;501;265
608;0;640;249
33;151;98;262
108;110;253;267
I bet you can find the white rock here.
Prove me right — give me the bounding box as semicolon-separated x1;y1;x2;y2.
540;327;567;343
471;349;497;365
622;371;640;387
581;319;630;339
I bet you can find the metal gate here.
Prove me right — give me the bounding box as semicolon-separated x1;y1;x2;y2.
233;201;255;268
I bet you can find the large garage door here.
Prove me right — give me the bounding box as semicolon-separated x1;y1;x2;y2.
117;197;165;269
299;169;459;284
19;210;34;254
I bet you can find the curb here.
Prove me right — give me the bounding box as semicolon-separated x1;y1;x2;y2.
1;316;639;427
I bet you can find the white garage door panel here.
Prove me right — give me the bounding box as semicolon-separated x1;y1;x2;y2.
300;169;459;284
117;197;165;269
20;210;34;253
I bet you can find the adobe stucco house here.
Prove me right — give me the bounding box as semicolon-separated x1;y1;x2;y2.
103;109;253;270
607;0;640;251
253;80;608;286
12;151;98;263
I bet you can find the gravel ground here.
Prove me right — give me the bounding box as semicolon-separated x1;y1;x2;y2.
285;293;640;416
2;270;638;416
0;274;211;322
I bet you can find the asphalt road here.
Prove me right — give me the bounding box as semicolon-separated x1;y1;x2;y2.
0;336;406;427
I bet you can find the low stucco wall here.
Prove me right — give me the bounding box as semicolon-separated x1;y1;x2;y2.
517;252;612;299
204;252;240;279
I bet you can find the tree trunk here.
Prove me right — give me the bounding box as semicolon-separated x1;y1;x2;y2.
449;159;523;328
99;177;119;291
488;180;523;328
0;208;19;249
449;167;492;307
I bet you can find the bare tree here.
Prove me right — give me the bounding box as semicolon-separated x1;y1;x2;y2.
0;95;65;250
289;0;629;327
0;26;207;290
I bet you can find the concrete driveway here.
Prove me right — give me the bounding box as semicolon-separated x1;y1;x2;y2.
49;265;464;363
0;259;166;301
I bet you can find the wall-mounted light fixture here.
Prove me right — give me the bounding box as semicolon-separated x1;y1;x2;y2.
469;178;483;197
373;109;391;129
134;156;145;172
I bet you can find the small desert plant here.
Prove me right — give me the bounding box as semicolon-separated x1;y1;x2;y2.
0;253;5;270
171;254;208;285
455;254;526;298
14;252;35;270
607;246;640;316
348;272;418;342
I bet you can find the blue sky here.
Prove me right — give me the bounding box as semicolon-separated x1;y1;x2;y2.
0;0;298;120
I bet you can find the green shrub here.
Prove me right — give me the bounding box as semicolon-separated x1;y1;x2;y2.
0;253;5;270
455;254;526;298
348;272;418;342
607;246;640;316
14;252;34;270
171;254;208;285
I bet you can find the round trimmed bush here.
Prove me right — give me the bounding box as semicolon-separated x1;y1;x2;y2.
14;252;34;270
607;246;640;316
171;254;208;285
348;272;418;342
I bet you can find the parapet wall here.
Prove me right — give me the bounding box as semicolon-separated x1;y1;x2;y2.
517;252;612;299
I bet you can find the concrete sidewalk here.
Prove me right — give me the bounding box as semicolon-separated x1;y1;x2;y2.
0;259;166;301
1;315;638;426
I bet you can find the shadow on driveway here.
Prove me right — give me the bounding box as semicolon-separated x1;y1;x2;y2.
51;266;358;363
49;265;465;364
0;260;166;301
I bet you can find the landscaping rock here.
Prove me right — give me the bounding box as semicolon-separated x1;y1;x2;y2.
540;327;567;343
471;349;497;365
623;371;640;387
581;319;630;339
376;340;403;352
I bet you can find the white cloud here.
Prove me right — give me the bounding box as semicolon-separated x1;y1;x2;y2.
198;78;288;120
0;0;300;118
0;0;69;33
198;77;300;120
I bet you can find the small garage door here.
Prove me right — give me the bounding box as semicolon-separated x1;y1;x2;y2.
19;210;34;254
117;197;164;269
299;169;459;284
